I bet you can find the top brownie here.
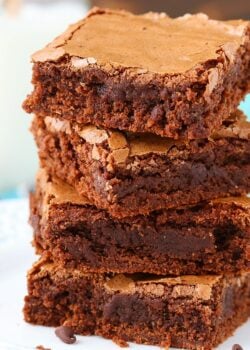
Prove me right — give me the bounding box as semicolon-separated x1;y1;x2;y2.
23;8;250;139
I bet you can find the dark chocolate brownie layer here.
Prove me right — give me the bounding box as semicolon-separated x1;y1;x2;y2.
31;169;250;275
24;258;250;350
23;8;250;139
31;111;250;218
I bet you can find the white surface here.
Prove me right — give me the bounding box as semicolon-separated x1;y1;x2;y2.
0;1;88;191
0;198;249;350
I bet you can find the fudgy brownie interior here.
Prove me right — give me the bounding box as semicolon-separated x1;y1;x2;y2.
30;169;250;275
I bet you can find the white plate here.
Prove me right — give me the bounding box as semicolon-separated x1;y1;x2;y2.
0;199;249;350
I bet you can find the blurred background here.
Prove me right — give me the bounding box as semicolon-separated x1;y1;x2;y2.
0;0;250;199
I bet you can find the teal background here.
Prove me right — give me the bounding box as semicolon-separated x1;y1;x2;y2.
241;94;250;117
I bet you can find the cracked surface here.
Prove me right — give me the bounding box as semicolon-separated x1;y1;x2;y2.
24;257;250;350
30;169;250;275
23;8;250;139
31;111;250;218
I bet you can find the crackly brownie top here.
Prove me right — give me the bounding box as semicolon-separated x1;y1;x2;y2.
104;274;221;300
29;258;249;301
104;272;250;300
43;110;250;166
36;169;90;225
37;168;250;216
32;7;249;74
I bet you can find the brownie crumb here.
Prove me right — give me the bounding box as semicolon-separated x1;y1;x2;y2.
160;334;171;349
112;336;129;348
36;346;51;350
55;325;76;344
232;345;243;350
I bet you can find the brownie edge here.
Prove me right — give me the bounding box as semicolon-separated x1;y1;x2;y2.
31;169;250;276
31;112;250;218
24;258;250;350
23;8;250;139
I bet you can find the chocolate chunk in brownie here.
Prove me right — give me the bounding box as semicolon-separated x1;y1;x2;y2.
24;257;250;350
23;8;250;139
31;168;250;276
31;110;250;218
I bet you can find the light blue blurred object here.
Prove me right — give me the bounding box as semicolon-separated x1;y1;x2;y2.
0;184;31;200
0;189;22;200
240;94;250;119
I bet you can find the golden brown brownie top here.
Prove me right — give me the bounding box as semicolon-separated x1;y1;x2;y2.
29;258;220;301
212;196;250;209
37;168;250;217
37;169;90;217
32;7;249;74
104;274;222;300
43;110;250;165
31;258;249;301
105;272;250;300
211;110;250;140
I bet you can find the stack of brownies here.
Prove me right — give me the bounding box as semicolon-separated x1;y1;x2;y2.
23;8;250;349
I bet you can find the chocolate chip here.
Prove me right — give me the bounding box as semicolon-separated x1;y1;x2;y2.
55;326;76;344
232;345;243;350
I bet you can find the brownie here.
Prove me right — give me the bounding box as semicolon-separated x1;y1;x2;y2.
24;257;250;350
31;169;250;275
23;8;250;139
31;111;250;218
